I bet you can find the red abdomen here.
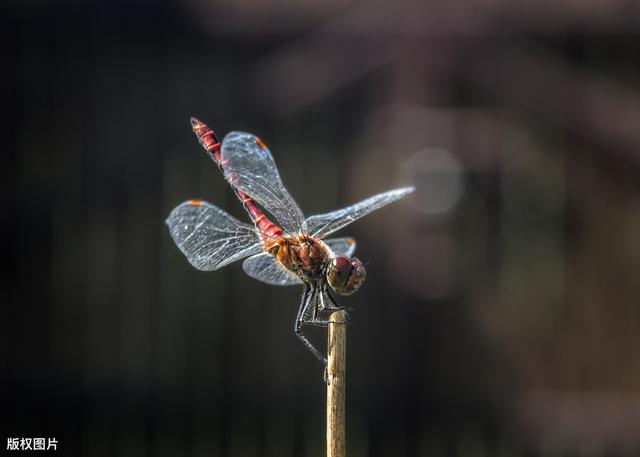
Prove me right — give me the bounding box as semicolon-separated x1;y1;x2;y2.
190;118;282;242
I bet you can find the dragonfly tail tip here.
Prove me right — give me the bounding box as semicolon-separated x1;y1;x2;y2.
190;117;204;129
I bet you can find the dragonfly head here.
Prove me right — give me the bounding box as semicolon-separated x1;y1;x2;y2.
326;256;366;296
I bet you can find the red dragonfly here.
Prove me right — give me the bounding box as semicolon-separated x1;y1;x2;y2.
166;118;414;367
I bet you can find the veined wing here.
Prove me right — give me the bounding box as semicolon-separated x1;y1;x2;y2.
221;132;306;234
305;187;414;239
324;237;357;257
166;200;263;271
242;253;303;286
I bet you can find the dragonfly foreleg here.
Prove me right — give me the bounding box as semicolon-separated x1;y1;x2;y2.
323;283;353;325
304;286;350;326
294;285;327;366
323;285;343;311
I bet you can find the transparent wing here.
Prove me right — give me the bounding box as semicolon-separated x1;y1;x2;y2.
166;200;263;271
221;131;306;234
324;237;357;257
242;253;303;286
305;187;414;238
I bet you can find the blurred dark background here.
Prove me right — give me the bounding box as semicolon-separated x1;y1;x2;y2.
3;0;640;456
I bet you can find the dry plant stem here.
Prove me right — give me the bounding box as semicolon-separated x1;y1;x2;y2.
327;309;347;457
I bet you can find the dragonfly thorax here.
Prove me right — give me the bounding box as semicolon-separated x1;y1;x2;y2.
267;235;366;294
267;235;332;282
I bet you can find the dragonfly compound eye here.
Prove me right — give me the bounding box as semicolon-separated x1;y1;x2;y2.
327;256;366;296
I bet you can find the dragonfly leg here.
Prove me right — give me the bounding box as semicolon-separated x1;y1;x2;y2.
323;284;353;312
324;288;342;310
305;288;350;326
294;285;327;366
320;285;353;325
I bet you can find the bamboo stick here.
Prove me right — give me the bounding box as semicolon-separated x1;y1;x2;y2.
327;309;347;457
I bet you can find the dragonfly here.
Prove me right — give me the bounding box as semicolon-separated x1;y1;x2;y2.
166;118;414;369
